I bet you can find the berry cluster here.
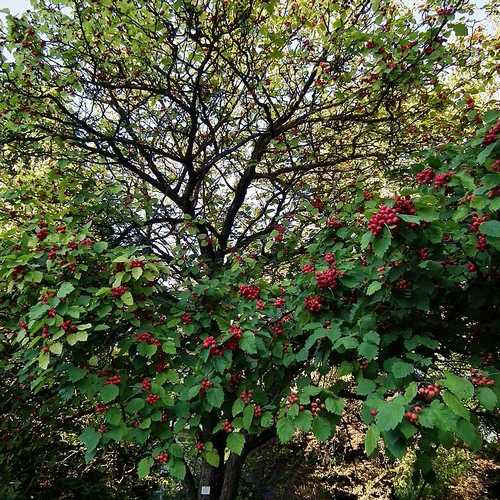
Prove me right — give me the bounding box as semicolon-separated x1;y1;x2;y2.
416;168;434;184
316;268;338;289
368;205;399;236
146;393;160;405
61;319;77;334
304;295;322;313
488;187;500;199
98;424;107;433
240;390;253;404
156;452;169;464
476;234;488;251
270;321;284;337
239;284;260;299
434;172;453;188
326;216;342;229
36;227;49;241
105;375;121;385
56;225;66;233
11;265;26;280
200;379;213;394
129;259;144;268
470;369;495;386
483;120;500;145
395;279;409;290
418;383;440;401
466;262;477;273
302;263;315;273
41;325;50;338
253;405;263;417
111;286;128;298
203;336;217;349
223;420;234;433
274;224;285;242
419;248;429;260
436;6;454;15
311;398;325;416
181;312;192;324
359;359;369;370
468;214;488;233
365;40;375;49
47;307;57;318
68;241;78;250
142;378;152;391
256;299;265;311
404;409;419;424
229;325;242;339
95;403;107;414
311;197;324;211
286;392;299;407
135;332;161;346
80;238;93;246
324;252;336;265
274;297;285;308
394;195;416;215
195;442;205;451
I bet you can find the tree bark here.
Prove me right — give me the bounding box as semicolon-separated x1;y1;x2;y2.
218;453;246;500
198;459;224;500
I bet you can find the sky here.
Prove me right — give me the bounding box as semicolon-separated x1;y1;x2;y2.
0;0;495;28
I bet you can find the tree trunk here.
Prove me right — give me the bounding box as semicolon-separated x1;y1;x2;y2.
197;453;245;500
218;454;245;500
198;459;224;500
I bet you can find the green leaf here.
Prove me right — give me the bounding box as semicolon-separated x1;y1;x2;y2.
131;267;143;280
226;432;245;455
442;372;474;400
477;387;497;411
456;419;481;451
204;450;220;467
366;281;382;296
295;410;313;432
277;417;295;443
479;220;500;238
121;291;134;306
67;331;88;345
452;23;467;36
79;427;100;452
260;411;274;428
360;231;373;250
242;405;254;429
325;397;345;415
312;416;332;442
373;227;391;257
240;332;257;354
67;366;87;382
376;400;405;431
365;425;380;457
357;378;376;395
358;342;378;361
127;398;145;413
168;458;186;480
232;398;245;417
57;282;75;298
105;407;122;426
206;387;224;408
49;341;63;355
38;351;50;369
100;384;119;403
137;457;153;479
442;391;470;420
391;361;413;379
93;241;108;253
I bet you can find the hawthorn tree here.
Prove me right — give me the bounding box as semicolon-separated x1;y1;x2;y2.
0;1;499;499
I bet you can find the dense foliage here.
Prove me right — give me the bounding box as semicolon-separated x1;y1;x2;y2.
1;114;499;499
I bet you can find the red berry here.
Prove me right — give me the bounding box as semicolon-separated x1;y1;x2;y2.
304;295;322;313
370;408;378;417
